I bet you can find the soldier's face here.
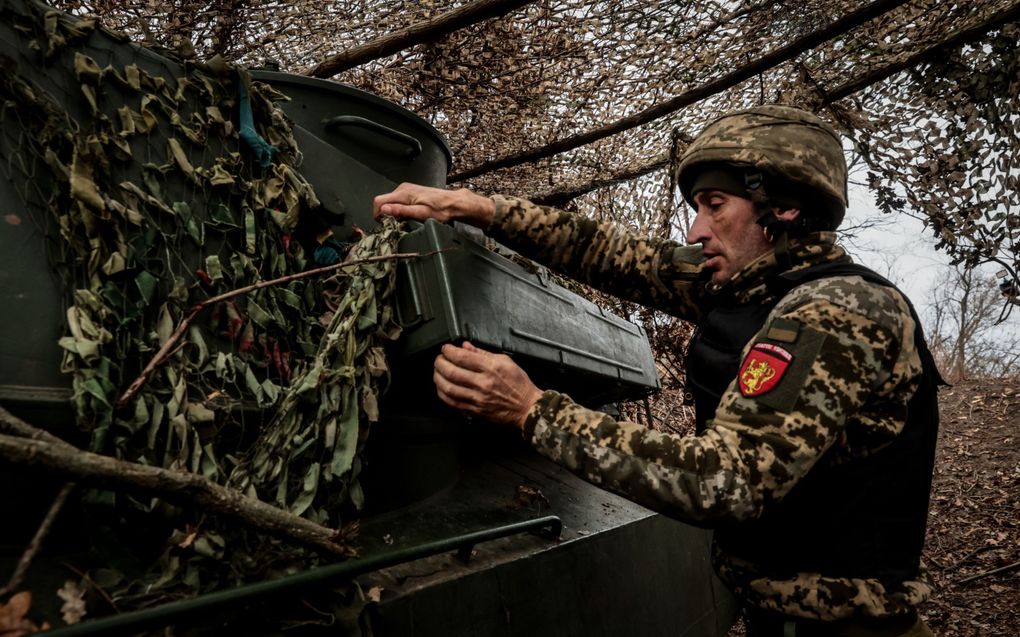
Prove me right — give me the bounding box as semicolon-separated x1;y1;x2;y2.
686;190;773;286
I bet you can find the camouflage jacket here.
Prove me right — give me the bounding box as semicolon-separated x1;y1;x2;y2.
487;195;931;620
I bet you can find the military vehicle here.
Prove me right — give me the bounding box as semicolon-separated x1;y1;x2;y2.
0;1;737;634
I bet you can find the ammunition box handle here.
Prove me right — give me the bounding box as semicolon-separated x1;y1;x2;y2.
395;260;425;328
322;115;423;159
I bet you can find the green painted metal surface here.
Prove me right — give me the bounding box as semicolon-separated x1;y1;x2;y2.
0;3;735;635
396;220;660;405
249;71;452;192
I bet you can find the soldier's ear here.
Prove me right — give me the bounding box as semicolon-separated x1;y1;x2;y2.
773;208;800;223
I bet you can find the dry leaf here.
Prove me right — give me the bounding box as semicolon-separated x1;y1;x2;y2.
511;484;549;510
177;524;200;549
56;581;87;625
0;591;48;636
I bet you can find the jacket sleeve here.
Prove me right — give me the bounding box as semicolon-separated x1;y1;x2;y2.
487;195;708;320
520;277;922;524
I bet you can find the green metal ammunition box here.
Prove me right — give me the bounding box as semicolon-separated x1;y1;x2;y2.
396;220;661;405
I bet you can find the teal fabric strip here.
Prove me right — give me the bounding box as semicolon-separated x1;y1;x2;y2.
237;76;275;168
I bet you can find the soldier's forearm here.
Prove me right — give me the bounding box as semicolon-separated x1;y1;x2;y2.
488;195;706;317
522;390;764;523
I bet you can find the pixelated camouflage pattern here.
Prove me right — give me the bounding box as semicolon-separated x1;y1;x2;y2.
490;196;929;619
489;194;708;319
676;105;849;220
714;546;933;621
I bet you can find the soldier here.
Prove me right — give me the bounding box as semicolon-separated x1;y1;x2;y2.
374;105;941;637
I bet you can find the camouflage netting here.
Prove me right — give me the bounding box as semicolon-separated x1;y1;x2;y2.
46;0;1019;427
1;0;402;607
80;0;1011;274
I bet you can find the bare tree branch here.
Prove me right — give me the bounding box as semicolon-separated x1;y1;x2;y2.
925;265;1020;380
0;407;70;445
0;408;356;559
448;0;913;182
529;154;670;207
306;0;535;78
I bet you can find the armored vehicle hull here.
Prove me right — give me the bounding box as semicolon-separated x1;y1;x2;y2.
0;2;737;634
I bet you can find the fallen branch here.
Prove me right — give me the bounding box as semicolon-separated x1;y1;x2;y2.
0;407;70;444
0;406;354;558
448;0;912;182
0;481;75;598
0;424;355;559
958;560;1020;585
306;0;534;78
116;250;426;410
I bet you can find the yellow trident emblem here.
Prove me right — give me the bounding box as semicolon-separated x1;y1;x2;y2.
740;359;776;394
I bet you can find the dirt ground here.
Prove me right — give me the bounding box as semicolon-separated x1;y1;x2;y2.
727;379;1020;636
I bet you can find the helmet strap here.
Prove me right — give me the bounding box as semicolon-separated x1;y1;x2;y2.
744;170;792;270
768;224;792;271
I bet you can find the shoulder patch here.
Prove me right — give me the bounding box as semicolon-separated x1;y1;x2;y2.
738;343;793;397
766;317;801;343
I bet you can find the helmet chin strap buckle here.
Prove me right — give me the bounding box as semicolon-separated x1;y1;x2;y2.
744;171;764;192
743;169;773;213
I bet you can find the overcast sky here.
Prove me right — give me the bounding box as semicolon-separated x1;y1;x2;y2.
841;183;949;304
841;183;1019;339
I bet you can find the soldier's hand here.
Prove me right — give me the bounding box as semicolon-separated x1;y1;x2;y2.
433;341;543;429
373;183;495;228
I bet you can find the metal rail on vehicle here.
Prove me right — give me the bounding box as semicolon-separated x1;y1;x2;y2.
39;516;563;637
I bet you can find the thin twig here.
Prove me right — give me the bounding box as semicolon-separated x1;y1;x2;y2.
62;562;120;613
958;560;1020;584
529;154;670;207
926;554;946;570
116;250;430;410
949;544;995;570
0;481;76;597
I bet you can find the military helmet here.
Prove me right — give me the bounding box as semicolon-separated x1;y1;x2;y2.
676;105;848;228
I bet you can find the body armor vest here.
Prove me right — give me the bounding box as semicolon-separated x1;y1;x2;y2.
685;261;942;585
